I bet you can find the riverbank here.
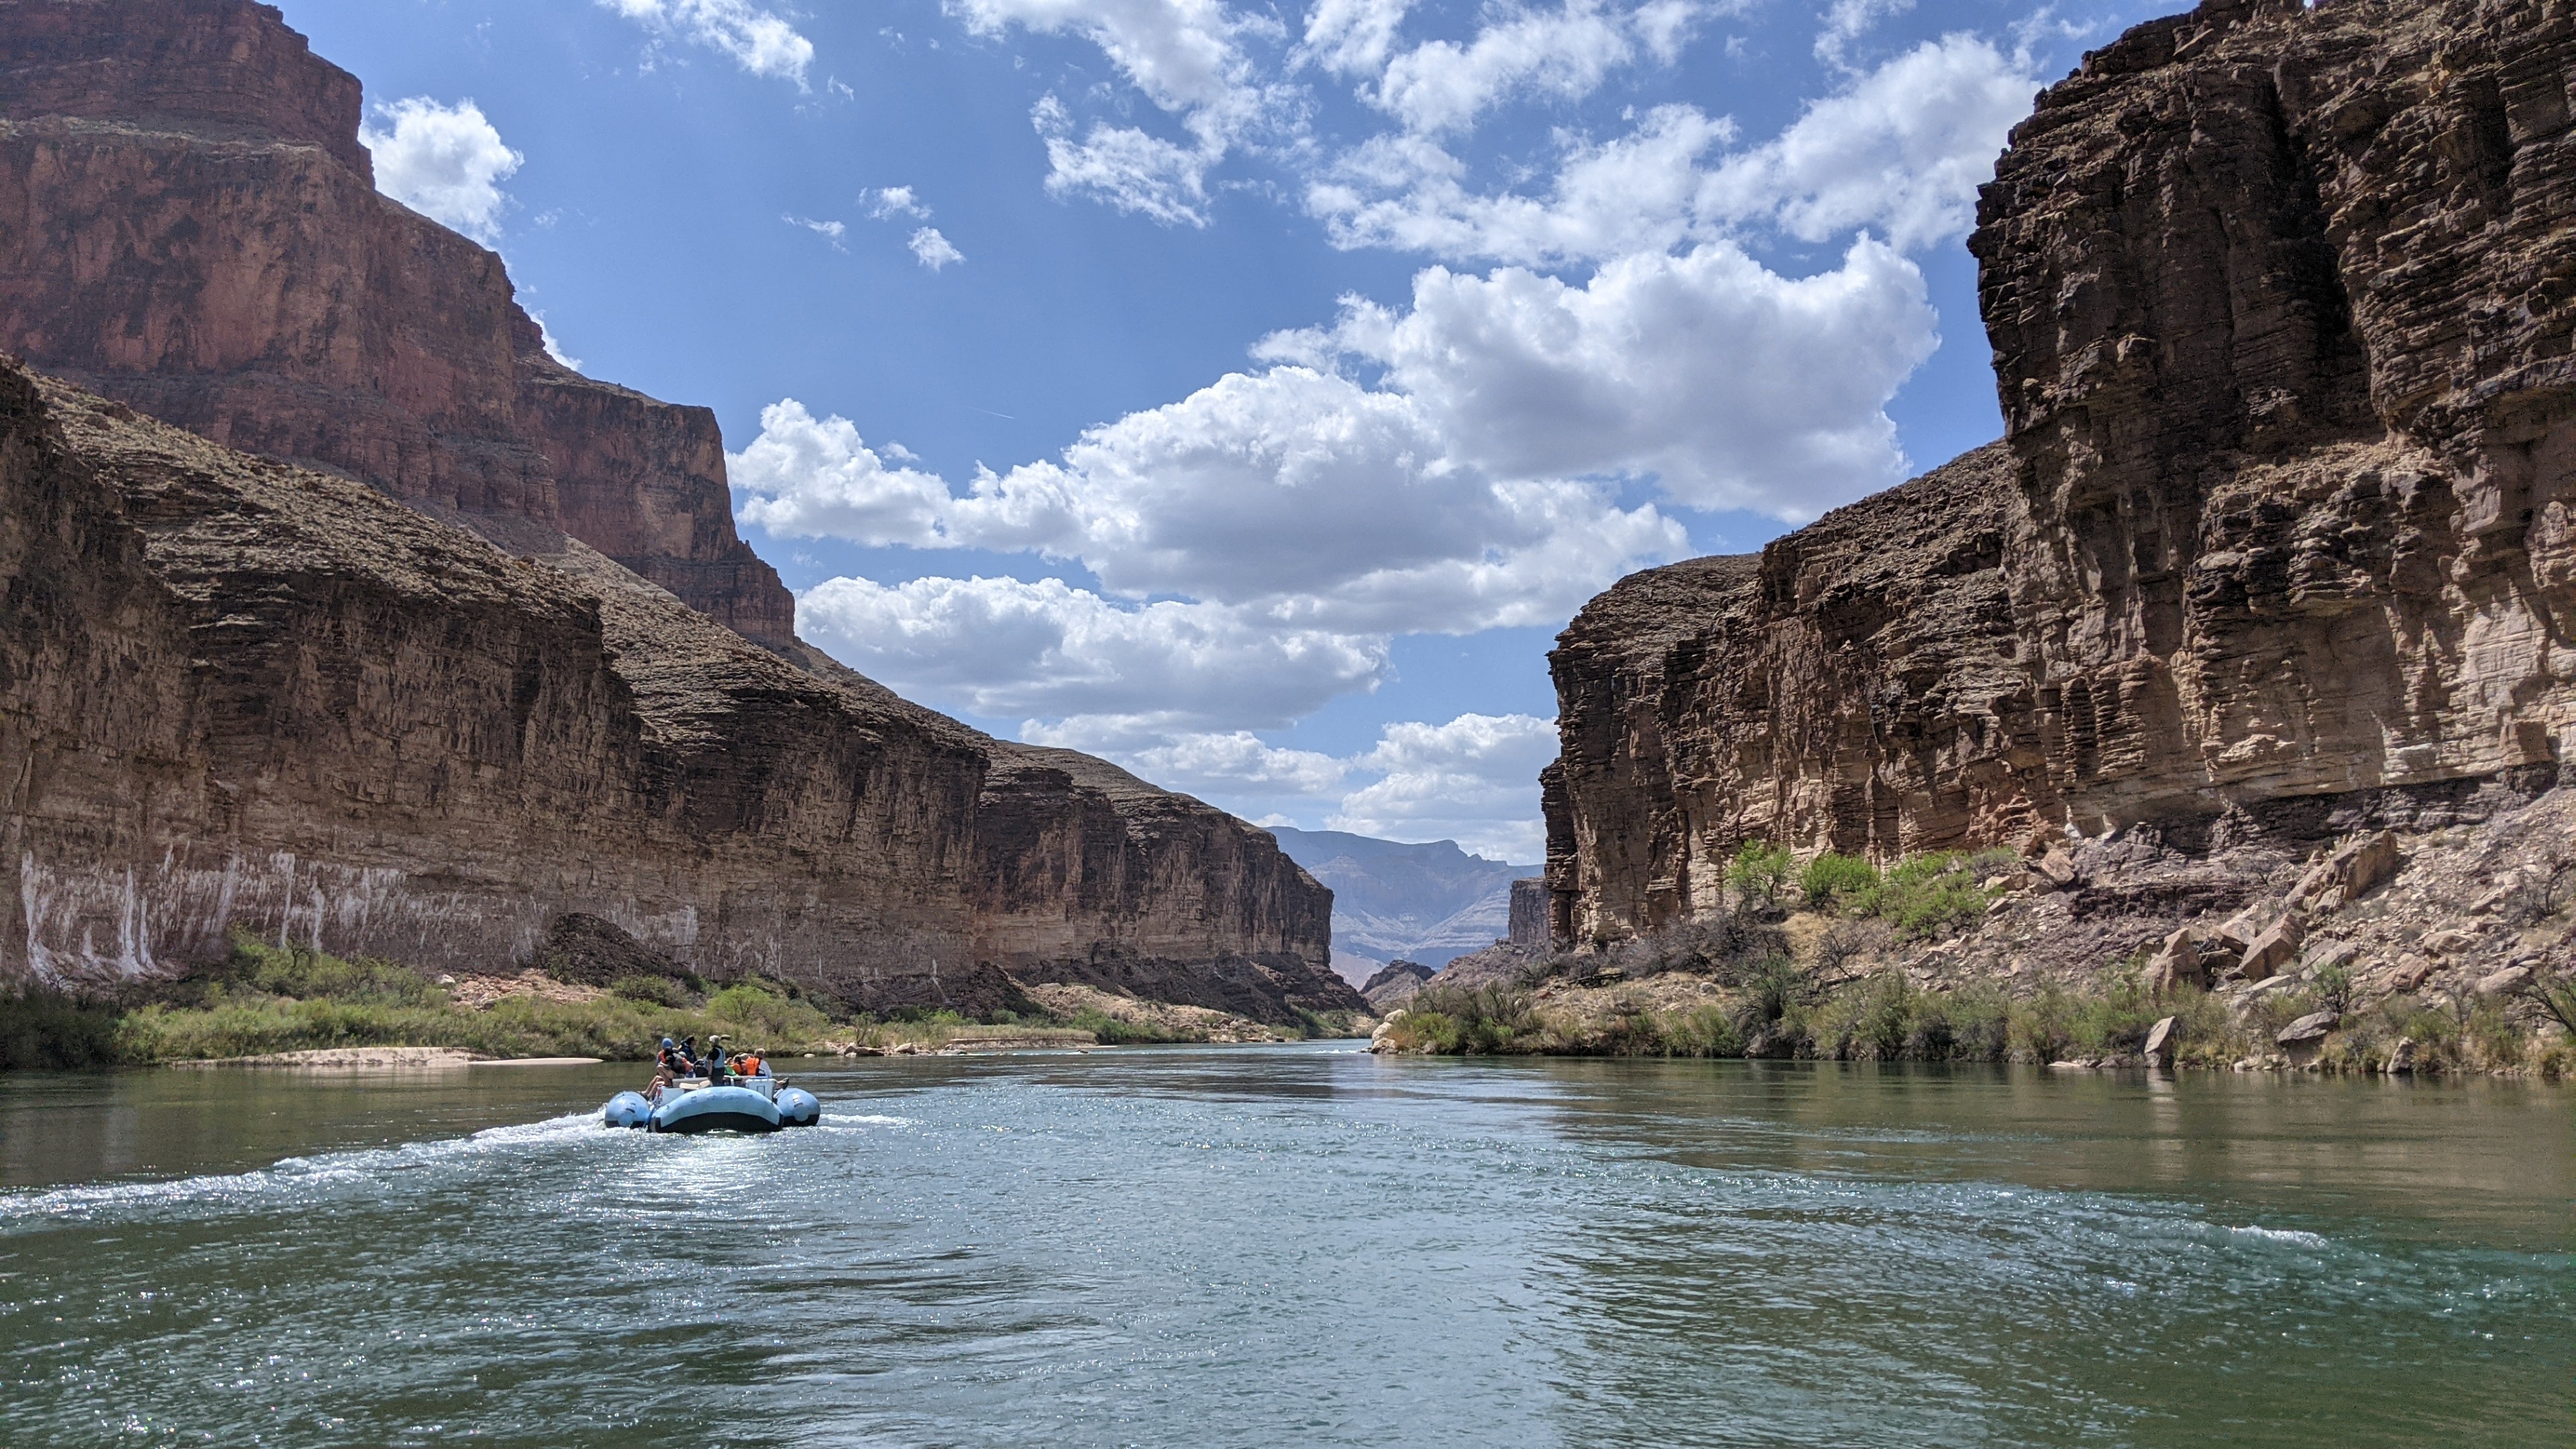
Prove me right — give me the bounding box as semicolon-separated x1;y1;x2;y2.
0;933;1362;1071
1375;952;2576;1080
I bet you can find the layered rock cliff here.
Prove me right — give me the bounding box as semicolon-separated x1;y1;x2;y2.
0;361;1355;1018
0;0;793;643
1546;0;2576;945
0;0;1355;1019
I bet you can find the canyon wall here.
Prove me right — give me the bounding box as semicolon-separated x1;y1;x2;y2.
0;0;1354;1017
0;0;794;644
1546;0;2576;944
0;364;1355;1018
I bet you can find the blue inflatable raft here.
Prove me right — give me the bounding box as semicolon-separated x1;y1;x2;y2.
604;1072;820;1134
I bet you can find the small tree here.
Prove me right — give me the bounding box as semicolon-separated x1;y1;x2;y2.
1726;841;1796;910
2315;961;2355;1016
2522;961;2576;1036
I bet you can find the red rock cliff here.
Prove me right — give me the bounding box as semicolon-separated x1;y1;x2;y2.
0;361;1354;1018
1545;0;2576;944
0;0;1354;1017
0;0;794;645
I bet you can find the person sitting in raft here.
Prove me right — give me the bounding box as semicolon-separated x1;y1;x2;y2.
652;1036;690;1087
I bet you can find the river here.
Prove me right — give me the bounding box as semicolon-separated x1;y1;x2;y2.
1;1045;2567;1446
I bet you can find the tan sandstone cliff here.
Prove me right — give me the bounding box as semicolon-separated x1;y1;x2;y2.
1546;0;2576;948
0;0;1356;1019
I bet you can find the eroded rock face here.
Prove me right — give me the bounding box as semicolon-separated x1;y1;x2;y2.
0;0;1354;1017
0;0;795;645
1546;0;2576;945
0;364;1356;1019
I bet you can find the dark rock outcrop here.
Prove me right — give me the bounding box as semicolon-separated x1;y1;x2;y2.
1545;0;2576;945
529;914;686;988
1358;959;1434;1011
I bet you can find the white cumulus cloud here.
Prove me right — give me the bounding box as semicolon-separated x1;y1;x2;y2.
359;97;523;244
1368;0;1705;136
786;214;848;250
867;186;931;219
1028;710;1560;861
736;362;1688;634
1328;712;1558;860
1319;237;1938;515
731;400;954;544
600;0;814;85
1024;718;1354;796
1310;104;1733;266
796;575;1387;727
530;311;582;371
1704;33;2037;250
1299;0;1411;76
961;0;1295;224
1311;36;2035;264
1815;0;1915;68
908;226;966;269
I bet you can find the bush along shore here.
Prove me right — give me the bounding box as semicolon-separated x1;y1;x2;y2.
1377;843;2576;1080
0;932;1363;1071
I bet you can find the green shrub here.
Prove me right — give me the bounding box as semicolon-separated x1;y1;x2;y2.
1800;853;1881;912
2009;984;2078;1062
1935;985;2013;1060
701;981;835;1047
1658;1004;1745;1057
1862;853;1993;941
1062;1009;1192;1045
1381;984;1536;1055
1726;841;1796;909
223;932;445;1007
0;989;126;1070
612;974;692;1008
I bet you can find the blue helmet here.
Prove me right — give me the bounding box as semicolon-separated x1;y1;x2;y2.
659;1037;676;1049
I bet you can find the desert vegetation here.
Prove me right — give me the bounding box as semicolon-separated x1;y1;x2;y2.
1378;840;2575;1079
0;930;1342;1071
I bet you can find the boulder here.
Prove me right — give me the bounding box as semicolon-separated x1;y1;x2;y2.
2389;954;2438;993
2475;965;2534;998
2034;849;2079;890
2142;1015;2178;1065
2142;930;2202;993
2276;1010;2339;1065
2276;1010;2339;1046
2422;927;2477;956
2290;830;2402;911
2239;917;2305;981
2383;1038;2418;1075
2214;902;2284;954
2243;974;2298;1000
2301;941;2359;976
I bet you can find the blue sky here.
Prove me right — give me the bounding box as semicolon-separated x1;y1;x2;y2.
283;0;2174;860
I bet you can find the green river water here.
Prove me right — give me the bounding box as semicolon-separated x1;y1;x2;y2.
0;1044;2567;1446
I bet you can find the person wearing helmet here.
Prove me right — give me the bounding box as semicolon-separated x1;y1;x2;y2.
652;1036;688;1087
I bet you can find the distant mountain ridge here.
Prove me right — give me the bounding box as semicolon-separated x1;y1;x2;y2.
1265;828;1541;983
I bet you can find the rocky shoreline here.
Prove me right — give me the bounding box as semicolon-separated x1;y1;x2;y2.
1377;782;2576;1079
